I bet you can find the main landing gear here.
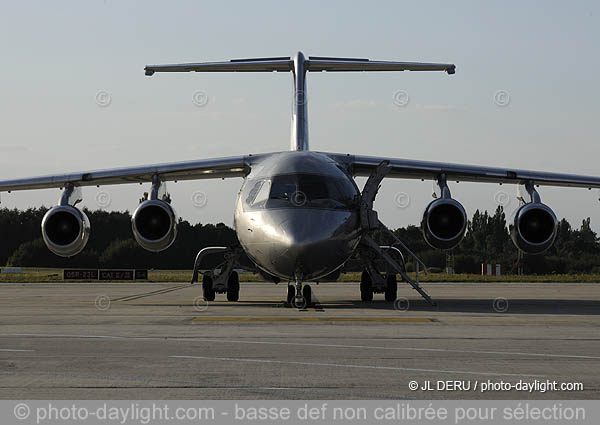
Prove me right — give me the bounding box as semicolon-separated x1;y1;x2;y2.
385;273;397;302
226;271;240;302
191;246;244;302
357;160;436;306
360;270;373;302
359;270;398;302
358;231;435;306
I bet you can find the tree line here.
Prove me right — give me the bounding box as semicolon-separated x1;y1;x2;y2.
0;208;237;269
1;206;598;274
382;206;599;274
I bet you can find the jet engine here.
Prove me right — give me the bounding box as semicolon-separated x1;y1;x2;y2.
421;197;467;250
131;199;177;252
41;205;90;257
421;175;467;250
510;202;557;254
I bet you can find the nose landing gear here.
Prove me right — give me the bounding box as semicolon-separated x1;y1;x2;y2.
287;276;312;308
287;284;295;305
301;285;312;308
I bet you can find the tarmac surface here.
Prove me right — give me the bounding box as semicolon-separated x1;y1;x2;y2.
1;281;599;399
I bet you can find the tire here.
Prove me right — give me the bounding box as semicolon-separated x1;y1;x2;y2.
302;284;312;307
227;271;240;302
360;270;373;302
202;275;215;301
385;273;398;302
287;285;295;305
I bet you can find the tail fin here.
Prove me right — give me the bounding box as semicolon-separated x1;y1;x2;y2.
145;52;455;151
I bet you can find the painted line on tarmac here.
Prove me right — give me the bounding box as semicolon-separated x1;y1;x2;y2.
175;338;600;360
188;339;600;360
191;317;434;323
0;348;35;352
2;333;599;360
111;284;191;302
169;355;544;377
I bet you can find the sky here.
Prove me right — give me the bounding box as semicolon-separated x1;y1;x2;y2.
1;1;599;231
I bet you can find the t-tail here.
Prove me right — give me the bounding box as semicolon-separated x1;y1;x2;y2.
145;52;456;152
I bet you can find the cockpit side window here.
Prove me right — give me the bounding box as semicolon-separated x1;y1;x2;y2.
244;179;271;209
244;180;262;206
253;179;271;208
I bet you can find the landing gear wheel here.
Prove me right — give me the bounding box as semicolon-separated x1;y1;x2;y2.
202;275;215;301
302;284;312;308
287;285;295;305
227;271;240;302
385;273;398;302
360;270;373;302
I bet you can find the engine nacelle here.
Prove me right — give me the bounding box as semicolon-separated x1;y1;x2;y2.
421;198;467;250
131;199;177;252
41;205;90;257
510;202;557;254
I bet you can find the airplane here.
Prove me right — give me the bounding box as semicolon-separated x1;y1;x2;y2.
2;51;600;308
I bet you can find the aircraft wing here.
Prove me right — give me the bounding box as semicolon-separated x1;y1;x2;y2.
0;155;250;192
338;154;600;189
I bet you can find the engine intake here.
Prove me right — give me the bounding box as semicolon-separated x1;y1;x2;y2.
131;199;177;252
511;202;557;254
41;205;90;257
422;198;467;250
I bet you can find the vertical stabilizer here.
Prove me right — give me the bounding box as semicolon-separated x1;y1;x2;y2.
290;52;309;151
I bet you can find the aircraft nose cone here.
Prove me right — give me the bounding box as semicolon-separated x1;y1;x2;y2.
269;209;360;280
280;218;321;250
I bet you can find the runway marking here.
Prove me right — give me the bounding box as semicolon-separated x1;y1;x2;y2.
2;333;599;360
0;348;35;352
110;284;191;303
189;339;600;360
169;355;544;377
313;302;325;312
191;316;434;323
311;292;325;312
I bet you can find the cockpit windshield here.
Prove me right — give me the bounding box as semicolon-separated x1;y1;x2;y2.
243;173;357;210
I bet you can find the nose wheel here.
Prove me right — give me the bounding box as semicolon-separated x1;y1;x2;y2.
287;285;295;305
301;285;312;308
287;280;312;308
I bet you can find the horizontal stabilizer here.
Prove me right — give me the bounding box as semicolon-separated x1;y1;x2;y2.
307;56;455;74
145;53;455;76
145;58;292;75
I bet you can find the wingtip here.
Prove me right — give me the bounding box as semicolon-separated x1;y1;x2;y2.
446;65;456;75
144;68;155;76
